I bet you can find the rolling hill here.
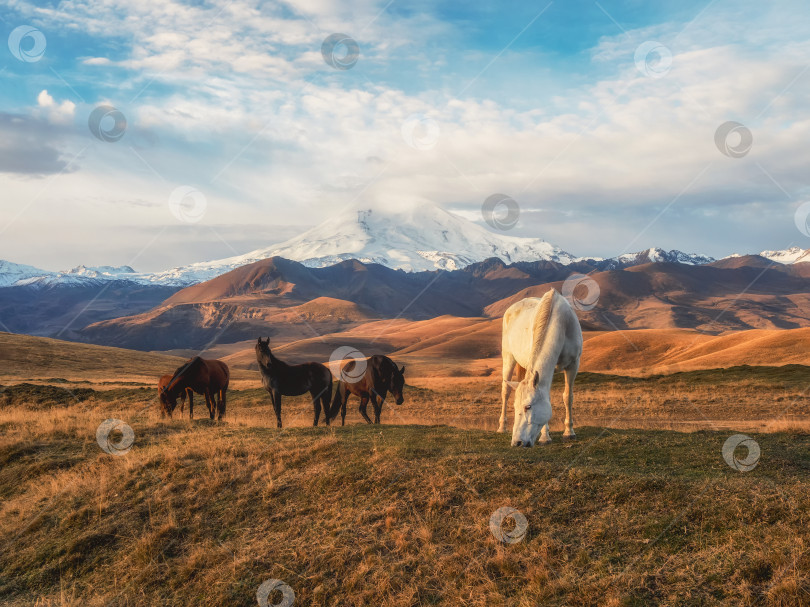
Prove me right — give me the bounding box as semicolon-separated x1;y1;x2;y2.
76;254;810;352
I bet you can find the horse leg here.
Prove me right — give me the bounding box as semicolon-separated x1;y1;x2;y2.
205;390;215;420
538;424;552;444
312;390;322;427
499;354;518;433
218;388;226;421
562;364;578;440
358;396;372;424
188;391;194;420
321;385;332;427
371;390;385;424
341;389;349;426
272;389;283;428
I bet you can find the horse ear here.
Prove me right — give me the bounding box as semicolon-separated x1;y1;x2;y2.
532;372;540;388
399;365;405;375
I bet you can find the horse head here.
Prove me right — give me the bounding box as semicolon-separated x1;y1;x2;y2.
391;364;406;405
255;337;273;368
511;371;551;448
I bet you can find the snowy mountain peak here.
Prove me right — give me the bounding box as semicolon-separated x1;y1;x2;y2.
757;246;810;264
146;199;579;284
64;265;137;277
0;201;726;288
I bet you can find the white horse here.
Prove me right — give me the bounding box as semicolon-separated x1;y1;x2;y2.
497;289;583;447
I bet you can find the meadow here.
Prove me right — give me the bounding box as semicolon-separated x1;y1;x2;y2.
2;365;810;606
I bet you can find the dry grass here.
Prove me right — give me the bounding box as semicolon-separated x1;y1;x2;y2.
2;368;810;606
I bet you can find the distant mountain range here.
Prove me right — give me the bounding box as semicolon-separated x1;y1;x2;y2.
1;201;804;291
0;201;720;288
76;254;810;351
2;201;809;345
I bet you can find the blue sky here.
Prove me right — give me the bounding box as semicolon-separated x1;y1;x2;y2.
1;0;809;271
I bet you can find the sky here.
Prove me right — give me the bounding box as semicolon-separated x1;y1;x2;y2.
0;0;809;272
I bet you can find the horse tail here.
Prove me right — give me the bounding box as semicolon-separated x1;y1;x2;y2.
329;380;343;421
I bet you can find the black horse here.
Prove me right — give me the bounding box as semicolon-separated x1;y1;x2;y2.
255;337;333;428
330;354;405;425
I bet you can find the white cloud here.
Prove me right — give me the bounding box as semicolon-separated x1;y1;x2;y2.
3;0;810;268
35;90;76;125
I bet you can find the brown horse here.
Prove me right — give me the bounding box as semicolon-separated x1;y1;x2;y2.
330;355;405;425
163;357;230;420
157;373;193;418
255;337;333;428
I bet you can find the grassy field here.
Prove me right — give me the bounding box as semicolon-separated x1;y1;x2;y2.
2;371;810;606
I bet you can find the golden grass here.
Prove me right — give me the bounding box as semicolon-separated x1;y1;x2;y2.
2;387;810;606
3;334;810;605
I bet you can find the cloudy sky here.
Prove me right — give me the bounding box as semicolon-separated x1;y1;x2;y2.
0;0;809;272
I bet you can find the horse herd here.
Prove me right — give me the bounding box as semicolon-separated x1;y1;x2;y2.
157;337;406;428
157;290;583;448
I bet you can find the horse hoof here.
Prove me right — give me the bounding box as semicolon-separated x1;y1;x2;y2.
562;433;577;441
538;436;552;444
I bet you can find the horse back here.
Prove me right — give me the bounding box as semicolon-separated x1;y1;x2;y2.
205;359;230;390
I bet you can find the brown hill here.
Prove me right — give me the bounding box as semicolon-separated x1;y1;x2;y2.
486;262;810;332
0;331;186;384
77;255;810;352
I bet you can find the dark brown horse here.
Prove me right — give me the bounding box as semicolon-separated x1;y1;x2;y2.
157;373;193;418
255;337;333;428
330;355;405;425
162;357;230;420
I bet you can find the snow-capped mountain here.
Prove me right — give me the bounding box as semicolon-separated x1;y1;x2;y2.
147;201;578;285
587;248;715;269
755;247;810;264
0;261;154;288
0;201;733;289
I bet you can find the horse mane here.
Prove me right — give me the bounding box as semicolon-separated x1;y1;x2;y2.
256;343;291;376
532;289;557;352
168;356;202;390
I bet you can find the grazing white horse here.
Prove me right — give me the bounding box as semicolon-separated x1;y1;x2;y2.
498;289;583;447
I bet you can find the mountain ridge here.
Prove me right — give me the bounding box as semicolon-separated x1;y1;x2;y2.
1;201;726;288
